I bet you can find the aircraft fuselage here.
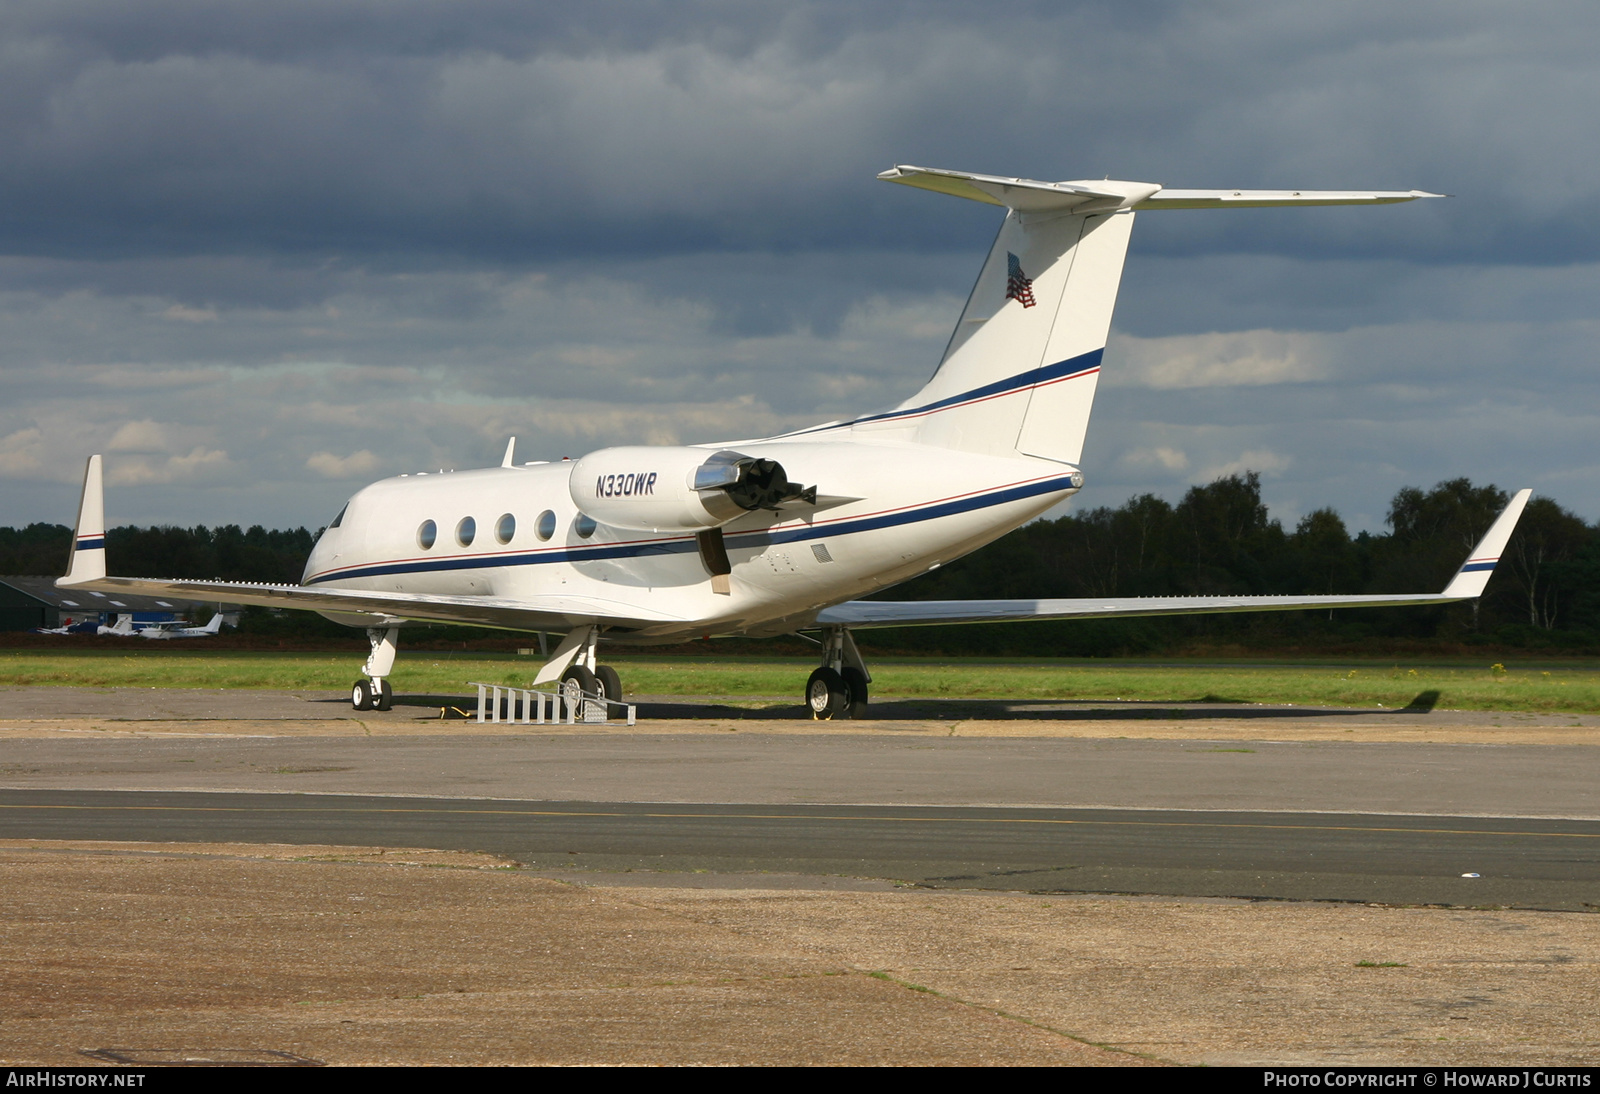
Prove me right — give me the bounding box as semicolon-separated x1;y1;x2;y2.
302;438;1082;641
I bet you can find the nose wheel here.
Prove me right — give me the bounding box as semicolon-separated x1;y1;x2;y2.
351;678;393;712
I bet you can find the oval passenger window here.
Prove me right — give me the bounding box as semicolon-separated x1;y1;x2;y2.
417;520;437;550
535;510;556;540
496;513;515;544
457;516;476;547
574;514;597;539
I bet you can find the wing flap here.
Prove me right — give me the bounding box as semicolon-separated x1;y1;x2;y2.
816;591;1461;629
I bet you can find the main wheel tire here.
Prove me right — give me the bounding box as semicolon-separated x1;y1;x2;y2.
560;665;599;716
374;679;394;712
351;679;374;711
595;664;623;704
841;667;868;720
805;667;849;720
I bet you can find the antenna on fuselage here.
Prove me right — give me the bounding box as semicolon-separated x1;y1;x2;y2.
501;437;516;468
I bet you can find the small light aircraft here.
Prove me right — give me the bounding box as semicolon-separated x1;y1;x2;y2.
32;617;97;635
58;165;1529;715
137;612;230;640
96;614;136;637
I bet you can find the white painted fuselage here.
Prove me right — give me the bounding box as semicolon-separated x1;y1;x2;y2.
302;438;1082;641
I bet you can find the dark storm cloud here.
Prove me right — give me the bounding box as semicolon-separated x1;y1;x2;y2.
4;1;1600;266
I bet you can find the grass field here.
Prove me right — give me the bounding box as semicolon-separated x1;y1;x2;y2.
3;650;1600;714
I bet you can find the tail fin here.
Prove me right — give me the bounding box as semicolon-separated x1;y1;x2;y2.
59;454;105;587
874;166;1443;465
872;168;1152;463
202;612;225;634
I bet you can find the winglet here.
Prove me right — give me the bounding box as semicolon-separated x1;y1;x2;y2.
502;437;516;468
59;455;106;587
1441;488;1532;599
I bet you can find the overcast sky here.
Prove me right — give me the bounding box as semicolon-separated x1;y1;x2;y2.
3;0;1598;534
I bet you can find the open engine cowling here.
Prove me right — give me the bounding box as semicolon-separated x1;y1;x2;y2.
568;447;800;533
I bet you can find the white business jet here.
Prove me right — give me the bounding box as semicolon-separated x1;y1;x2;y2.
57;165;1530;715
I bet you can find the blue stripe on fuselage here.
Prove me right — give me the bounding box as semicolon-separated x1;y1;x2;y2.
303;474;1079;586
783;349;1103;437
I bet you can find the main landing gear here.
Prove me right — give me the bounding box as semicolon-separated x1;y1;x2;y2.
350;625;399;711
539;626;624;711
805;626;869;720
558;662;624;708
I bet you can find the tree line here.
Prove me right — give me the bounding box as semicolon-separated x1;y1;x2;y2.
0;523;316;586
872;474;1600;654
3;474;1598;652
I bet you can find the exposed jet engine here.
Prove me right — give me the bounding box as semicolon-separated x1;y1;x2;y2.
568;447;813;533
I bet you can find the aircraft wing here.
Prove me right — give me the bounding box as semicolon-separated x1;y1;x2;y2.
58;575;690;633
817;489;1531;629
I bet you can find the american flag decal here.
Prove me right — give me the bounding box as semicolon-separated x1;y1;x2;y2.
1006;252;1036;308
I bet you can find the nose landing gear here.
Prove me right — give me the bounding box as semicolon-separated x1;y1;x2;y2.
350;625;400;711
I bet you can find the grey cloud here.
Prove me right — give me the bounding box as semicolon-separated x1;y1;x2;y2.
0;250;963;526
1085;309;1600;528
3;1;1599;535
3;2;1599;265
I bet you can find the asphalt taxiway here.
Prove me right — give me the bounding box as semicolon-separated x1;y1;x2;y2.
3;686;1597;1066
3;788;1596;909
2;685;1597;908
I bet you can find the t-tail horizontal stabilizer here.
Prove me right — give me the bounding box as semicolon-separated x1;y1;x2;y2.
815;489;1532;629
870;166;1442;469
878;165;1444;213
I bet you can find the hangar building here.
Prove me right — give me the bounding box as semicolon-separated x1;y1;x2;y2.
0;576;225;632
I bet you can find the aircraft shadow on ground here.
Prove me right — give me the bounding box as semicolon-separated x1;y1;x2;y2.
310;690;1445;722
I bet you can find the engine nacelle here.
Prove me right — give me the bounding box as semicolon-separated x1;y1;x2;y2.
568;446;799;533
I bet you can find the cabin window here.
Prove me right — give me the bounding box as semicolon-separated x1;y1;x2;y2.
418;520;437;550
496;513;516;544
574;513;597;539
457;516;477;547
535;510;556;540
